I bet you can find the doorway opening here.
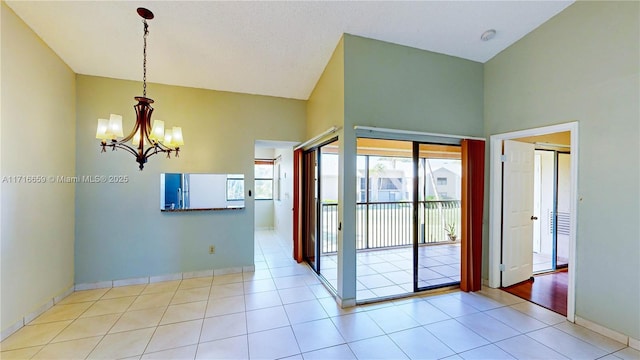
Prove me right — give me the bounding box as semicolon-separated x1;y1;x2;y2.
532;148;571;274
254;140;298;246
489;123;577;320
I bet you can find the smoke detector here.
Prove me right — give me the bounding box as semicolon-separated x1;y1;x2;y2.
481;29;497;41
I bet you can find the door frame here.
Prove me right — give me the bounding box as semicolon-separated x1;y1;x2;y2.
302;137;339;275
489;121;578;322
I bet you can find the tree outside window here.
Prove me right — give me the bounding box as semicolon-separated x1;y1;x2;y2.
255;160;274;200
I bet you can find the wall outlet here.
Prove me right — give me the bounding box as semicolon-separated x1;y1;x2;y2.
209;245;215;254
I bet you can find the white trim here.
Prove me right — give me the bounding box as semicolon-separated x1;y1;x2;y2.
53;286;75;304
182;270;214;279
353;125;486;141
213;267;244;276
75;280;113;291
488;121;578;323
1;319;24;342
149;273;182;283
575;316;629;345
22;299;53;326
1;284;74;342
629;337;640;351
337;296;356;308
113;277;149;287
294;126;339;150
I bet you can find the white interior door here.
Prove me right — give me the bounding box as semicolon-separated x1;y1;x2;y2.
502;140;535;287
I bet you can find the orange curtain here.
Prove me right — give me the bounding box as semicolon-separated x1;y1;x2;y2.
292;148;303;262
460;139;485;292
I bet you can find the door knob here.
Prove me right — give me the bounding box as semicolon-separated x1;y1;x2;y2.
531;216;538;220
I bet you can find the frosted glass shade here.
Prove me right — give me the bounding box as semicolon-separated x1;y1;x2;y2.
108;114;124;137
95;119;110;140
149;120;165;141
171;127;184;146
162;129;173;146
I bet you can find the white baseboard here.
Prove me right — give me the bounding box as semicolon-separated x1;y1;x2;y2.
628;336;639;351
75;280;112;291
1;284;74;342
113;277;149;287
575;315;636;348
213;267;243;276
1;320;24;343
149;273;182;283
183;269;214;279
23;299;54;325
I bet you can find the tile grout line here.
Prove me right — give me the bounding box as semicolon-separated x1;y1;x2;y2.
137;278;182;359
192;277;216;360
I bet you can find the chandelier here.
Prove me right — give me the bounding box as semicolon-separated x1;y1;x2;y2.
95;7;183;170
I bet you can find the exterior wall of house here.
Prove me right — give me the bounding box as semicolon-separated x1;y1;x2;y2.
1;3;76;336
485;1;639;339
74;75;305;284
427;167;461;200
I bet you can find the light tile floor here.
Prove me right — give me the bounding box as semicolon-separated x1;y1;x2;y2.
322;243;461;301
1;230;636;360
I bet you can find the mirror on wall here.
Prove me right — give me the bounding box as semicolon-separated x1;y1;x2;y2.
160;173;245;211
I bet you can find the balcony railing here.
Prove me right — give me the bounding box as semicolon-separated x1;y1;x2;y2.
321;200;461;254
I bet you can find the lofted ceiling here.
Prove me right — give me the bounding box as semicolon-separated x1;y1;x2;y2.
6;1;573;100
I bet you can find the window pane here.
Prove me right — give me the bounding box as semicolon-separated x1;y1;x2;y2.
255;164;273;179
368;156;412;202
255;179;273;200
226;179;245;201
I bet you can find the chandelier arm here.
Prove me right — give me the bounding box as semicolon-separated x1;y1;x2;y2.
153;142;173;152
111;142;142;158
143;147;171;161
143;145;161;158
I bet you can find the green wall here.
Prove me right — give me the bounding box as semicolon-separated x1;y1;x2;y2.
75;75;305;284
306;36;345;138
344;34;484;136
338;34;484;302
1;3;76;334
484;1;639;338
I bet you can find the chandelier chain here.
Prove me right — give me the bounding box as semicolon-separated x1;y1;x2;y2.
142;19;149;97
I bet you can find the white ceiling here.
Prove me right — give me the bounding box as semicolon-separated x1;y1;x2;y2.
6;1;573;100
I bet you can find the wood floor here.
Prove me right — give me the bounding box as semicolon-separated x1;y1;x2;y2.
502;269;568;316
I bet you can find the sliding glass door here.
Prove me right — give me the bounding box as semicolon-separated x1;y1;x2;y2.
302;139;339;289
302;149;318;271
414;142;462;291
